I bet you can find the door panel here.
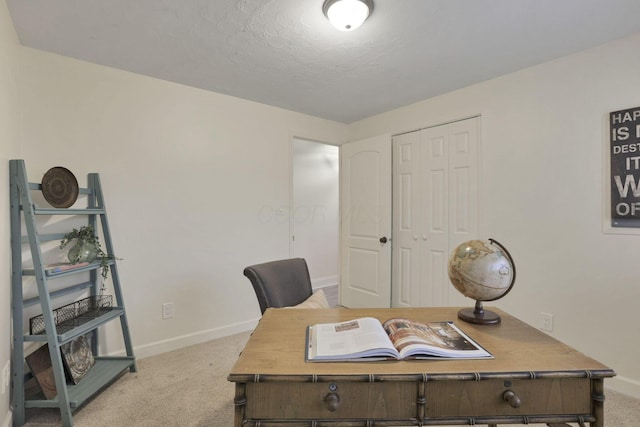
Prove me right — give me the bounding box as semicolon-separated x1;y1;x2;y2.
427;249;446;304
422;125;450;306
447;119;479;305
429;169;446;232
347;248;380;295
340;135;392;308
391;132;420;308
397;247;413;306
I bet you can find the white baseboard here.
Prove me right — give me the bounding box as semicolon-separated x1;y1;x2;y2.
135;278;337;360
607;375;640;399
131;279;337;360
2;409;11;427
130;318;258;360
312;275;338;290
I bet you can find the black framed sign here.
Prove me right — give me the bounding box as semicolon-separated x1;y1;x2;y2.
610;106;640;227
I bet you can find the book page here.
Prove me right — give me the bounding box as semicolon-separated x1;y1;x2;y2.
382;318;492;359
308;317;399;361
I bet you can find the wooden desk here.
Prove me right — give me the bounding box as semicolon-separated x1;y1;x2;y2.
227;307;615;426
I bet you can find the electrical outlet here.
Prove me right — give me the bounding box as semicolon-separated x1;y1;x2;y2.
162;302;174;319
540;312;553;332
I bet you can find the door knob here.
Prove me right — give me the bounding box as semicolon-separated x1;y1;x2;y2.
379;236;389;244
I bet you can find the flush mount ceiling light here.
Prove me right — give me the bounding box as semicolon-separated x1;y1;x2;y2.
322;0;373;31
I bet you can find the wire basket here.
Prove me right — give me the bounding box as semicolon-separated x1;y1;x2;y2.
29;295;113;335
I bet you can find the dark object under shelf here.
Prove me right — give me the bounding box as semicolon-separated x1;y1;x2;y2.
29;295;113;335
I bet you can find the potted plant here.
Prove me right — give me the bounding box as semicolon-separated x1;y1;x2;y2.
60;225;111;280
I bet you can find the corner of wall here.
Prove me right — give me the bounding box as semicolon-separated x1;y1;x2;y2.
2;409;11;427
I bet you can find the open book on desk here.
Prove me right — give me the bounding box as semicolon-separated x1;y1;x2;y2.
306;317;492;362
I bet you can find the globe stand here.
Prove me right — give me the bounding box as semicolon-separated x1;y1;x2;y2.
458;300;501;325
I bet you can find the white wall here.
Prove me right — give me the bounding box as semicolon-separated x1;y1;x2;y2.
292;138;339;288
3;10;346;398
12;46;348;360
0;1;22;425
349;33;640;397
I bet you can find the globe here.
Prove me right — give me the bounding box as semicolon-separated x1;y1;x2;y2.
448;239;516;324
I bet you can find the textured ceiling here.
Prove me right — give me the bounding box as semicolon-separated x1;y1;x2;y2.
7;0;640;123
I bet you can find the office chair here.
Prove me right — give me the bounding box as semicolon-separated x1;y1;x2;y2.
243;258;315;314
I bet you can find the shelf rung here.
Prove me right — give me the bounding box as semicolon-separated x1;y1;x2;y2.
24;357;135;409
28;183;91;195
33;207;106;215
22;259;114;278
24;308;125;344
68;357;135;408
21;232;67;244
22;280;93;308
58;308;125;344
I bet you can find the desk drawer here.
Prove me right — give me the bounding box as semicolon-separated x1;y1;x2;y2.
246;381;417;419
426;378;591;417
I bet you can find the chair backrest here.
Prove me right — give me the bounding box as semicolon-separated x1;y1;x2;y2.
243;258;313;314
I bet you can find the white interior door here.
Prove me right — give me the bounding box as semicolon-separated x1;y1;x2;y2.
392;117;479;307
340;135;392;308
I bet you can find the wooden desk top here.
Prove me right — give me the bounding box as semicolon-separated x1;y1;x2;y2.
228;307;614;381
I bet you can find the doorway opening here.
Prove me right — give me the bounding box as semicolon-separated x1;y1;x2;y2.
291;138;340;306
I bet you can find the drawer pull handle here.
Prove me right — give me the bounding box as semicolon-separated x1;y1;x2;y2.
324;393;340;412
503;390;521;408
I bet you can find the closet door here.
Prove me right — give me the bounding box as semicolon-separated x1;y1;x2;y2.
391;131;421;307
392;117;479;307
421;124;451;306
447;118;480;274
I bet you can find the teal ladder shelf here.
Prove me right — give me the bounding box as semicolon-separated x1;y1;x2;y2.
9;159;136;427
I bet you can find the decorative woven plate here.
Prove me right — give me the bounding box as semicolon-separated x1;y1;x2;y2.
41;166;79;208
61;335;95;384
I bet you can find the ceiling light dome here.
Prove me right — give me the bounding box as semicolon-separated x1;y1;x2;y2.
323;0;373;31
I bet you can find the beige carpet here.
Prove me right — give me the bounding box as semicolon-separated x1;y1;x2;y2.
20;331;640;426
